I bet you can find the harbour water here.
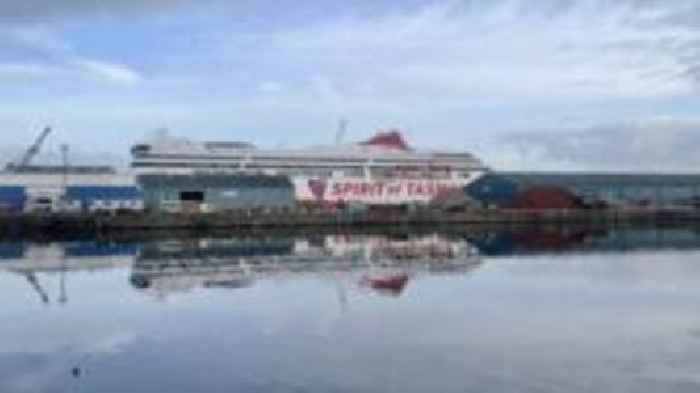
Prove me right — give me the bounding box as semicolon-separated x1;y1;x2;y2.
3;227;700;392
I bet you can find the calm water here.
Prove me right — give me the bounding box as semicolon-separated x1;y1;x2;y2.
3;228;700;393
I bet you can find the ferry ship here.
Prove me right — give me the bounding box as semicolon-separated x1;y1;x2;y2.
130;130;488;205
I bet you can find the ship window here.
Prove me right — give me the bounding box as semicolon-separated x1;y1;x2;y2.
131;145;152;156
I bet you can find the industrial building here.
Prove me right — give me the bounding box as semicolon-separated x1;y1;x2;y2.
138;174;295;212
467;172;700;209
502;172;700;208
64;185;143;212
0;127;143;213
0;167;142;213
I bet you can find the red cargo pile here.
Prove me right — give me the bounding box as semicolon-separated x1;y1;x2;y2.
510;186;584;210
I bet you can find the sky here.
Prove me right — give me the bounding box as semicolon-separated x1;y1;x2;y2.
1;0;699;171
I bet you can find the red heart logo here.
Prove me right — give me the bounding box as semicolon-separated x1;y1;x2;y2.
308;179;327;201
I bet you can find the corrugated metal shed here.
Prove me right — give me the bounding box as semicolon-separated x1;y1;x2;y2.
498;172;700;207
138;174;294;211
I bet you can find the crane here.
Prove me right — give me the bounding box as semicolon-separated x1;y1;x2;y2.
18;126;52;168
7;126;52;171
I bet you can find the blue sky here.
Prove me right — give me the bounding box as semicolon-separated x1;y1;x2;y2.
1;0;699;171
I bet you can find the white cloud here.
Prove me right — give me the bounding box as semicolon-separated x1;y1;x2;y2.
0;0;697;167
7;25;73;54
0;0;195;23
0;58;143;85
73;59;142;85
0;63;62;79
0;26;143;85
258;81;283;93
265;1;698;100
487;116;700;172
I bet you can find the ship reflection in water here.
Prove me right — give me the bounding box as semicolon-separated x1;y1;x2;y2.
4;227;700;303
130;234;482;299
5;228;700;392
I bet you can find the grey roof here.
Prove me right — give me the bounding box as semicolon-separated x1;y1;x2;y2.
3;165;116;175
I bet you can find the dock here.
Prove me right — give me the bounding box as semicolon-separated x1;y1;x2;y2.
2;208;700;234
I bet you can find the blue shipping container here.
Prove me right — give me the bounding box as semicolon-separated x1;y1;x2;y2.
0;186;26;211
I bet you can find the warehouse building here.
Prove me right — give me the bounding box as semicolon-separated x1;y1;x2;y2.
138;174;295;212
0;166;142;213
64;186;143;212
496;172;700;208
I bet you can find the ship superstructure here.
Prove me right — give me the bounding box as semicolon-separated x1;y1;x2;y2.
131;130;488;205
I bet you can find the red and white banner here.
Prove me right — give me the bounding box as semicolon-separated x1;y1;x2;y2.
293;177;479;205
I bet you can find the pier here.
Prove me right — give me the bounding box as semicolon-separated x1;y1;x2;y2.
2;208;700;234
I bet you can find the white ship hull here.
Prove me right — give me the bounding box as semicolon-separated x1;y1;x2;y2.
293;174;484;205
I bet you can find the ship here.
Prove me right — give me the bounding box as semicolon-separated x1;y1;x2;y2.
130;129;488;205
